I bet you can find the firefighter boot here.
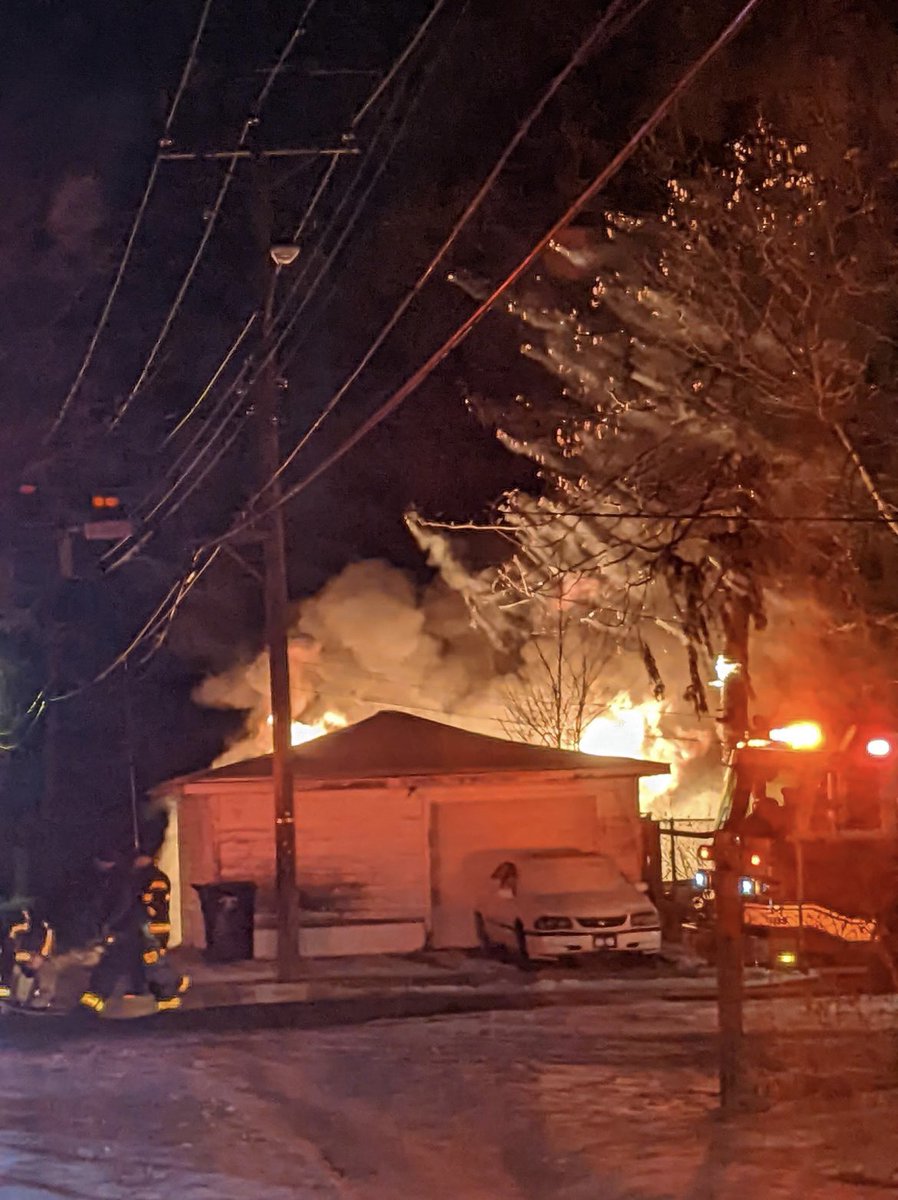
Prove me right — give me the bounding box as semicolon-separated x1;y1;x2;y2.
79;991;106;1014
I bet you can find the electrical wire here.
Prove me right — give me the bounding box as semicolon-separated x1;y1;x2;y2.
38;1;460;700
155;0;450;454
265;69;436;380
162;312;256;445
352;0;450;127
111;1;320;429
49;547;221;701
46;0;215;439
205;0;766;552
271;0;653;489
103;83;410;570
416;511;898;527
102;0;460;571
263;0;462;371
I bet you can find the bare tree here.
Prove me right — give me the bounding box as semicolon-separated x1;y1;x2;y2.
414;119;898;729
499;571;617;749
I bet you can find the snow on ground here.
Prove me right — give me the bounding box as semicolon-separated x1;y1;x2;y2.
0;996;894;1198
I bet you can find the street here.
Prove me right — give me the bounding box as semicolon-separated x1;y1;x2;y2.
0;995;895;1199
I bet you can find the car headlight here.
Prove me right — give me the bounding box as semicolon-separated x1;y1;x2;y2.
533;916;573;931
630;910;659;929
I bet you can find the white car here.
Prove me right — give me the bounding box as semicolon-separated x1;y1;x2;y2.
474;849;661;962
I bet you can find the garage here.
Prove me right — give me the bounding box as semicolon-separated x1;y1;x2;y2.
160;710;666;956
429;787;603;947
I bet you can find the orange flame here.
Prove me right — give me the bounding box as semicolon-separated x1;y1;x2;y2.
266;710;347;747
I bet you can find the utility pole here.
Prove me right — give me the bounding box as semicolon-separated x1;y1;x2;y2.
253;158;302;981
714;828;746;1108
154;126;345;979
715;589;752;1110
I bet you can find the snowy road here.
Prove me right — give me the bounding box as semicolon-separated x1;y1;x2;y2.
0;997;894;1198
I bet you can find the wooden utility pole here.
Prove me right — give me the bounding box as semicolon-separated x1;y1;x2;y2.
715;592;751;1109
254;160;302;981
157;126;344;980
714;829;745;1108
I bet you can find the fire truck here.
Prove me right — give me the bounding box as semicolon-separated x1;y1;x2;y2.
692;720;898;975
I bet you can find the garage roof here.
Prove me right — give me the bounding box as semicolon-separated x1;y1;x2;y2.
184;710;670;784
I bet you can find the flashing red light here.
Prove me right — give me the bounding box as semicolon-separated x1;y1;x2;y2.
866;737;892;759
18;484;37;495
91;495;121;510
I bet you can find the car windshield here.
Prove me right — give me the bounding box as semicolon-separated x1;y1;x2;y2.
522;856;622;894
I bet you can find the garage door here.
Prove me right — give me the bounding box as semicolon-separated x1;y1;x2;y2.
430;793;599;947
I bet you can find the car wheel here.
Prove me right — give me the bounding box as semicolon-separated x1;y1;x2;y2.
474;912;492;955
515;921;530;966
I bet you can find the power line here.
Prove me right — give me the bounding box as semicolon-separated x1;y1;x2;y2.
104;56;425;568
161;312;257;445
111;1;321;429
119;0;444;441
166;0;452;452
46;0;215;440
50;546;221;701
262;0;463;373
270;0;653;492
103;0;461;570
204;0;767;553
352;0;450;127
414;511;898;528
175;0;639;551
34;1;469;704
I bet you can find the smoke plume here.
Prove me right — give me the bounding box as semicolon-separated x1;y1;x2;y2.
193;559;724;817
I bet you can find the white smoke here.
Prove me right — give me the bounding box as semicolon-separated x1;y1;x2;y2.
194;558;722;815
194;561;515;765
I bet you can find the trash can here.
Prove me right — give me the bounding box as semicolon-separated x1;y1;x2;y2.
193;881;257;962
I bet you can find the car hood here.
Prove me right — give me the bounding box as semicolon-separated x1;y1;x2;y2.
517;888;653;919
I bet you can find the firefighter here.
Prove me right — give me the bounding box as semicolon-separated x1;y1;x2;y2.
79;851;145;1014
744;794;785;838
10;912;56;1009
0;895;58;1009
0;907;35;999
134;854;172;950
132;852;189;1010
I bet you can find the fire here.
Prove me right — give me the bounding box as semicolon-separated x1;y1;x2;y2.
710;653;740;689
579;693;683;808
266;710;347;747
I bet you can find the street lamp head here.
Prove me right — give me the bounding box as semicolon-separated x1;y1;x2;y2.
270;244;300;267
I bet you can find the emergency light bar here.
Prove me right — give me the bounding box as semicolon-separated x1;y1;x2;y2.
768;721;824;751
